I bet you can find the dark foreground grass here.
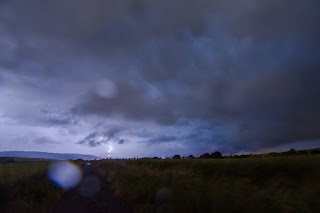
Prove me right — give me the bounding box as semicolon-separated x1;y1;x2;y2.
0;162;64;213
94;155;320;213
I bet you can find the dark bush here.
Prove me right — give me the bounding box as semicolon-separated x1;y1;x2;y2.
173;155;181;159
200;153;210;159
311;150;320;155
281;149;297;156
200;152;223;159
211;151;223;159
289;149;296;155
297;150;309;155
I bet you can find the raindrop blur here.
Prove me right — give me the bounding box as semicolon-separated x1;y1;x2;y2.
47;161;82;190
95;79;117;98
156;188;172;203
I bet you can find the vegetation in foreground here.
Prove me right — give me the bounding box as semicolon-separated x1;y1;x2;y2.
0;161;64;213
94;155;320;213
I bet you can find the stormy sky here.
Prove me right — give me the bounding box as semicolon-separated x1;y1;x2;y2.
0;0;320;158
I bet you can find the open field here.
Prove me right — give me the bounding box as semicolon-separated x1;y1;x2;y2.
94;155;320;213
0;161;48;183
0;162;64;213
1;154;319;213
0;157;51;164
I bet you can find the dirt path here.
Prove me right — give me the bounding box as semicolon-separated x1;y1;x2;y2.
52;164;132;213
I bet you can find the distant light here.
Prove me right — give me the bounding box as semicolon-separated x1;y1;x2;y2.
47;161;82;190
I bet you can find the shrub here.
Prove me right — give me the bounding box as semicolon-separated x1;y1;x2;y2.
311;150;320;154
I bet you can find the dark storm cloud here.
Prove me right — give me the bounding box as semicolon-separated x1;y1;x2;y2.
1;0;320;152
33;136;58;145
77;132;99;146
75;81;178;125
77;127;125;147
118;139;125;145
45;118;76;126
102;127;124;141
77;132;102;147
147;135;178;144
40;108;78;126
226;66;320;147
228;0;320;41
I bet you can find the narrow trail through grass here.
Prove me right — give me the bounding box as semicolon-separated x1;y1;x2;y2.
52;163;132;213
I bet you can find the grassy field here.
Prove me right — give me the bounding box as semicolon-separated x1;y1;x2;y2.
0;162;64;213
94;155;320;213
0;157;51;163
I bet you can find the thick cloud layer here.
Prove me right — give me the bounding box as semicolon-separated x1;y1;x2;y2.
0;0;319;157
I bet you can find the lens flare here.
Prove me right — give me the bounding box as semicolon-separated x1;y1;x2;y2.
47;161;82;190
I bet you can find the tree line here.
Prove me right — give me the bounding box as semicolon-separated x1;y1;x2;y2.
170;149;320;160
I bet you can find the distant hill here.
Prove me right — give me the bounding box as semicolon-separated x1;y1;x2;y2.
0;151;99;160
304;147;320;152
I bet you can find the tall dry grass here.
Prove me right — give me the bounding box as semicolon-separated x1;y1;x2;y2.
0;162;63;213
94;155;320;213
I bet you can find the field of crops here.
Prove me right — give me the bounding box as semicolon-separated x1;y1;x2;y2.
94;155;320;213
0;162;63;213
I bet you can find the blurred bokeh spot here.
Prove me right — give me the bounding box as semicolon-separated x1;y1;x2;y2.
47;161;82;190
156;188;172;203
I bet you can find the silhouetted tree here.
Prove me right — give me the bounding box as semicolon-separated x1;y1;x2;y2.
173;155;181;159
281;149;297;156
289;149;296;155
200;153;211;158
211;151;223;159
188;155;194;159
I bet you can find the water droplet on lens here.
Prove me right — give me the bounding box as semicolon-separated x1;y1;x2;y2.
47;161;82;190
156;188;172;203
